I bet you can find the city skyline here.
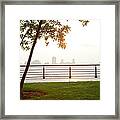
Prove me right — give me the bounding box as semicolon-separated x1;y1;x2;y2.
25;56;76;65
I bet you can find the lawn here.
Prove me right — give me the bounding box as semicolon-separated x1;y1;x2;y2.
22;81;100;100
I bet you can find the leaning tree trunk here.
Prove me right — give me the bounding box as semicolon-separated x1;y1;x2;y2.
20;20;43;99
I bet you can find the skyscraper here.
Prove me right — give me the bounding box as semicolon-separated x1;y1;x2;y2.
72;59;75;64
52;56;56;64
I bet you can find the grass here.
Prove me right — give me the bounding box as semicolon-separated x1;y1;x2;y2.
22;81;100;100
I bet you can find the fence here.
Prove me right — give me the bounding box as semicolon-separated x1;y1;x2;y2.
20;64;100;80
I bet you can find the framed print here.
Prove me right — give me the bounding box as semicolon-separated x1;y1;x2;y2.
0;0;119;119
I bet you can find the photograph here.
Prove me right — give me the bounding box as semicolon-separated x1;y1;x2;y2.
20;19;100;100
4;3;117;116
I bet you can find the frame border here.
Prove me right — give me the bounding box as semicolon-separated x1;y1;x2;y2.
0;0;119;119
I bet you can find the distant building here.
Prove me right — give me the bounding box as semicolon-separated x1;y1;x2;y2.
24;61;27;65
44;62;49;64
60;59;64;64
31;60;41;64
52;56;56;64
60;58;75;64
72;59;75;64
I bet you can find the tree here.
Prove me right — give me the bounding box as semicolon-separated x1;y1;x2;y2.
20;20;71;99
20;20;89;99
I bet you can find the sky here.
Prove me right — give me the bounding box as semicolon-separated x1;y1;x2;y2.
20;19;100;64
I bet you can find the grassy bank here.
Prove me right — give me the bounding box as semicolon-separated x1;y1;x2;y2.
22;81;100;100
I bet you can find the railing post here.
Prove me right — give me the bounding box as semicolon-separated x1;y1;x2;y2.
69;66;71;79
43;66;45;79
95;65;97;78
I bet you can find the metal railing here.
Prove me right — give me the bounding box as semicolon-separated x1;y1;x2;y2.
20;64;100;80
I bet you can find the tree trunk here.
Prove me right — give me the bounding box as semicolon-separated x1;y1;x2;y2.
20;20;43;99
